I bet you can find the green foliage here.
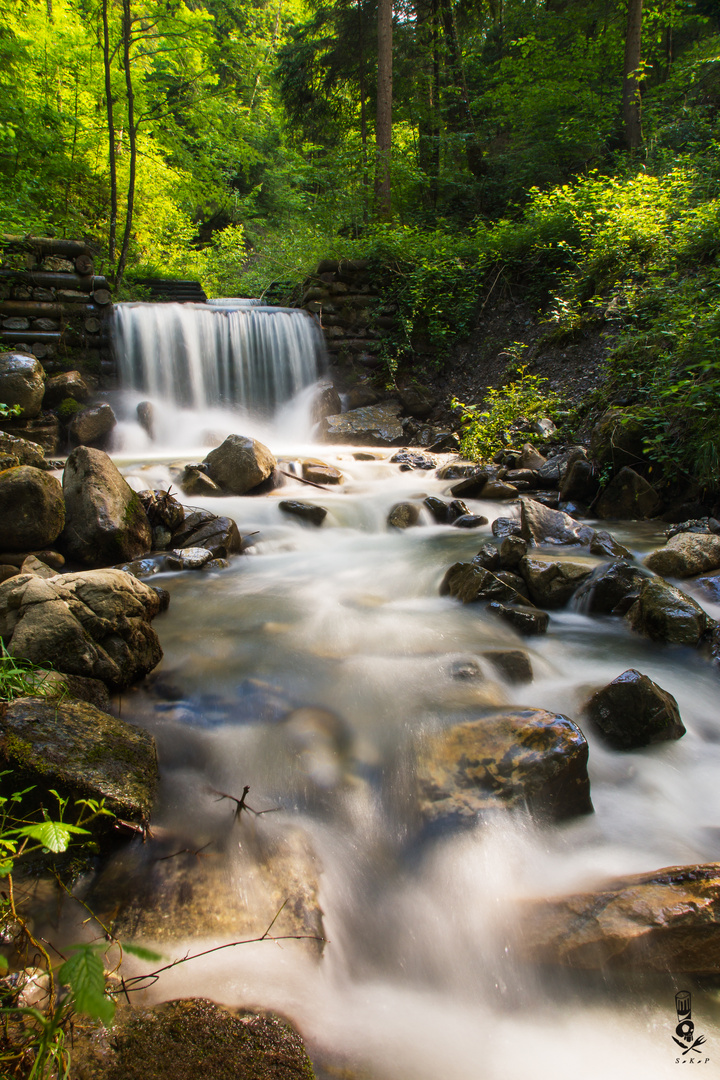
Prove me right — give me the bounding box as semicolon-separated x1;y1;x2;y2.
0;403;21;419
0;647;67;704
452;361;560;461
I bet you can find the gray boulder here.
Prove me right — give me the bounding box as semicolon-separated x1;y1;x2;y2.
645;532;720;578
388;502;421;528
440;562;530;606
574;560;646;615
0;432;51;470
626;576;710;645
0;466;65;551
68;402;117;447
279;500;327;526
520;497;594;546
319;402;405;446
62;446;152;566
0;696;157;831
203;434;276;494
0;568;164;689
487;601;549;635
590;409;646;470
311;381;342;423
519;554;596;608
582;668;685;750
415;708;592;826
0;353;45;418
171;510;242;558
42;370;91;409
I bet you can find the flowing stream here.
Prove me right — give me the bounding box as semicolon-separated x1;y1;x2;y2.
93;303;720;1078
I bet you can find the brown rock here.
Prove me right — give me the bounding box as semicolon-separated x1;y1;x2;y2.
596;466;661;520
645;532;720;578
203;435;277;495
583;668;685;749
0;466;64;551
68;402;117;447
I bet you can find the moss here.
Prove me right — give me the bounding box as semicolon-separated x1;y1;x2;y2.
56;396;83;421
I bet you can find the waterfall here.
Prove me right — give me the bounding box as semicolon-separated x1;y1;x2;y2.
112;301;326;415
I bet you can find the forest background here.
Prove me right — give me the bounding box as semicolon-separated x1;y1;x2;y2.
2;0;720;484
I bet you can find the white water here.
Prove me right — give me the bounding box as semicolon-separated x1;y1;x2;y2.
98;304;720;1077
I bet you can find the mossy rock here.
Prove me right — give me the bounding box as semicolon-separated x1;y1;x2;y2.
0;696;157;829
70;999;316;1080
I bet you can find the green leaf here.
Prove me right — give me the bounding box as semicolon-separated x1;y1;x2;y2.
0;954;8;973
121;943;164;963
60;946;116;1025
15;821;90;853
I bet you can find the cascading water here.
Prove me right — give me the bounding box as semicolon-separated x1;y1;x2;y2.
110;300;327;452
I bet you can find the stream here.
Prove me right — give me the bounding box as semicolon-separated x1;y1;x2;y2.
73;302;720;1078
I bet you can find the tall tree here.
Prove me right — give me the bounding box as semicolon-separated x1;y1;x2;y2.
376;0;392;218
623;0;643;149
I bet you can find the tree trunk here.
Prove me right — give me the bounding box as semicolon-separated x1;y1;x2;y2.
116;0;137;286
102;0;118;265
416;0;440;209
623;0;643;150
358;0;369;223
375;0;393;219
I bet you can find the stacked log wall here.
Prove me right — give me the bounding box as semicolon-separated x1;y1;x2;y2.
0;235;113;378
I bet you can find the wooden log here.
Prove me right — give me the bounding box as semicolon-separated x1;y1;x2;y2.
1;330;62;343
92;288;112;306
74;254;94;275
0;235;93;258
0;270;109;292
0;301;64;319
84;317;102;334
31;342;54;360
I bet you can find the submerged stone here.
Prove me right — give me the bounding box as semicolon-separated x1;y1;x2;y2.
582;668;685;750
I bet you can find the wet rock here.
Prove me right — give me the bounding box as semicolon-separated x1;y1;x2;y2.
0;466;64;551
436;461;477;480
487;602;549;635
519;443;547;470
0;353;45;418
504;468;539;489
590;409;646;470
582;669;685;750
390;448;436;470
70;999;317;1080
388;502;421;529
171;511;242;558
520;496;594;546
519;554;596;608
626;577;710;645
68;402;117;448
449;469;489;498
499;535;528;568
137;400;154;438
61;447;152;567
138;488;185;533
42;370;90;409
0;696;157;828
536;447;587;487
645;532;720;578
447;499;470;522
94;824;324;953
596;466;661;520
424;496;450;523
589;530;632;560
319;402;404;445
482;650;533;684
166;546;214;570
179;466;222;497
560;459;597;502
574;560;647;615
691;569;720;602
416;708;592;827
0;568;164;689
481;478;518;499
302;461;343;485
472;543;501;570
517;862;720;973
311;382;342;423
440;563;530;605
279;500;327;526
203;435;277;495
452;514;488;528
492;517;523;539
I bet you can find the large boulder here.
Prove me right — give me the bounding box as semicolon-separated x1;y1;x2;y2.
388;502;421;528
0;568;164;689
582;669;686;749
311;382;342;423
645;532;720;578
69;999;317;1080
68;402;117;447
318;402;405;446
0;696;157;829
518;554;596;608
595;466;661;520
61;446;152;566
42;369;91;409
203;434;276;494
415;708;593;827
574;560;647;615
0;353;45;418
517;863;720;974
170;510;242;558
440;562;530;606
626;576;709;645
0;431;51;470
536;447;588;487
590;409;646;470
520;497;594;546
0;466;64;551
